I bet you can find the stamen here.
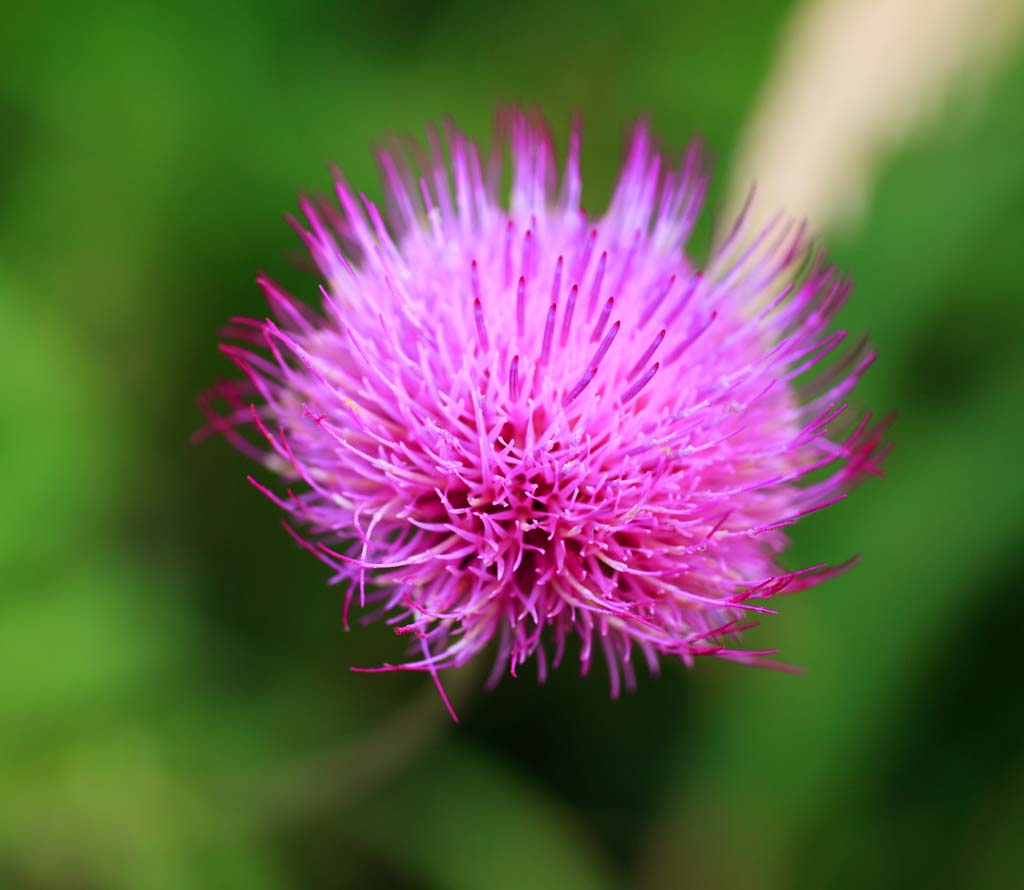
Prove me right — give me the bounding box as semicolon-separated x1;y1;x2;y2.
563;366;597;405
504;219;514;286
664;311;717;365
470;259;481;302
521;229;533;281
627;329;666;380
587;251;608;318
551;255;563;304
573;228;598;283
638;275;676;327
516;276;526;338
666;271;702;319
559;284;579;347
539;302;557;365
509;355;520;401
591;320;620;368
563;317;622;405
591;296;614;342
614;229;641;295
621;362;660;403
473;298;489;351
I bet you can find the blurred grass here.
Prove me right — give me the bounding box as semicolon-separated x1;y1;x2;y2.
1;1;1023;888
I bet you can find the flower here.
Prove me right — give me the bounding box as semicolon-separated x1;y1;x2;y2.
199;109;887;717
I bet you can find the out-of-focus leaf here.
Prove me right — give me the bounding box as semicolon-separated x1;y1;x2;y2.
344;742;619;890
0;561;182;744
0;286;117;578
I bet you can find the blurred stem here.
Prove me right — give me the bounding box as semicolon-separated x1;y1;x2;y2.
725;0;1024;234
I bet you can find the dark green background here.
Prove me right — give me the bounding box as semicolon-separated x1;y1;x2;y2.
3;1;1023;887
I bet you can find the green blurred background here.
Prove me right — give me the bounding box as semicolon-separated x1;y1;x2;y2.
3;1;1023;887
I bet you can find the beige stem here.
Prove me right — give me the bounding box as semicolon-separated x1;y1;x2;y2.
725;0;1024;236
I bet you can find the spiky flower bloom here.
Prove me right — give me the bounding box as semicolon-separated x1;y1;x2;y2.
200;110;886;715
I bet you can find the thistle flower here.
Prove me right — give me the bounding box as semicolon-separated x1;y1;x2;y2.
200;110;886;717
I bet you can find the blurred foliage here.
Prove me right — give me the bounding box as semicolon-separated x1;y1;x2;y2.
2;1;1023;888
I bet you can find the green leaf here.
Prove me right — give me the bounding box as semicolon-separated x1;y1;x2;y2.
345;742;619;890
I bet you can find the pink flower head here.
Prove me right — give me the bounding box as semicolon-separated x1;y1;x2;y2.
200;110;887;717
